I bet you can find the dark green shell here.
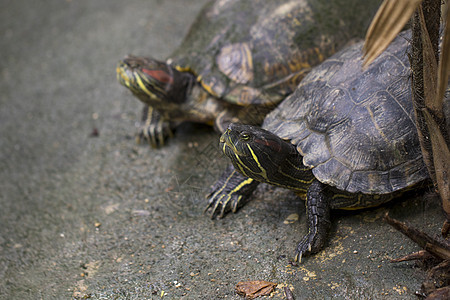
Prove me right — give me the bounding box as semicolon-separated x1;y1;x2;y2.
169;0;382;106
264;31;450;194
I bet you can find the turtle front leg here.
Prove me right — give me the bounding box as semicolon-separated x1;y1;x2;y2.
137;105;178;148
295;180;331;262
205;165;259;219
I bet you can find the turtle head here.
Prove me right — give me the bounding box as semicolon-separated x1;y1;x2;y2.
220;123;298;184
117;56;194;107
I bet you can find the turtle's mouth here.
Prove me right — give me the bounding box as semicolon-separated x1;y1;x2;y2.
117;62;146;95
220;130;246;157
117;60;166;104
116;63;133;87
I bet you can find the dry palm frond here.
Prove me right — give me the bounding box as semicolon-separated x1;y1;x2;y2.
363;0;422;66
417;5;450;225
364;0;450;236
437;3;450;109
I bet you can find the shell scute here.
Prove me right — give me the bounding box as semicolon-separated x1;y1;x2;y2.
297;132;330;167
346;170;392;194
312;158;352;189
172;0;383;109
389;158;430;191
217;43;254;84
263;31;434;194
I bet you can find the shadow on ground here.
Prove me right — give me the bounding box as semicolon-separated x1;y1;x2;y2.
0;1;444;299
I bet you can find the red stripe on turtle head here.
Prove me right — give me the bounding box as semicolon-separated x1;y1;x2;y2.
254;138;282;153
142;69;174;84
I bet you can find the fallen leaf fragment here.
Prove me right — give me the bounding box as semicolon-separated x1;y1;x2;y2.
390;250;434;263
384;214;450;261
283;214;299;224
385;213;450;296
235;280;277;299
425;286;450;300
284;286;295;300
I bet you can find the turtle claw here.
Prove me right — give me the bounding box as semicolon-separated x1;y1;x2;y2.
294;233;316;263
294;252;301;263
205;166;259;219
137;120;173;148
205;189;241;219
137;105;175;148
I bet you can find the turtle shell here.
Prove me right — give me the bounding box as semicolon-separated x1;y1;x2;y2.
169;0;382;107
263;30;449;194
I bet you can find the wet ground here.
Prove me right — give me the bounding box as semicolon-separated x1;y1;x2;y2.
0;1;446;299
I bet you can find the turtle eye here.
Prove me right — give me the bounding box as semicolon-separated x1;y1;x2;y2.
239;132;250;141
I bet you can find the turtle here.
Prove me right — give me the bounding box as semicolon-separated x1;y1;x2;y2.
208;30;450;262
116;0;382;147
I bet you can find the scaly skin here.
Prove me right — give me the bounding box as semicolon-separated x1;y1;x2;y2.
117;0;383;147
217;123;394;261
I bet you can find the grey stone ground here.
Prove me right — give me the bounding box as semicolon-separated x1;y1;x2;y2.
0;0;445;299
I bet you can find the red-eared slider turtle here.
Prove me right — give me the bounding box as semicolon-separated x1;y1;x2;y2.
210;30;450;261
116;0;381;147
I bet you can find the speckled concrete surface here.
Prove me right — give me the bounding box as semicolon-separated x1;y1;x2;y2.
0;1;445;299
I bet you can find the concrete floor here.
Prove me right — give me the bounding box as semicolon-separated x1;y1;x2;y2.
0;0;445;299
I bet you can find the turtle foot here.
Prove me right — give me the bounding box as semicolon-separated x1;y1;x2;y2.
205;165;258;219
294;180;331;262
205;188;244;219
137;105;175;148
294;232;323;263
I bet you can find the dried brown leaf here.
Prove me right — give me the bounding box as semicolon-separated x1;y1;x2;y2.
390;250;434;262
424;110;450;216
384;213;450;260
437;3;450;113
284;286;295;300
425;286;450;299
423;260;450;296
418;6;438;112
235;280;277;299
363;0;422;66
419;1;450;228
443;220;450;238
